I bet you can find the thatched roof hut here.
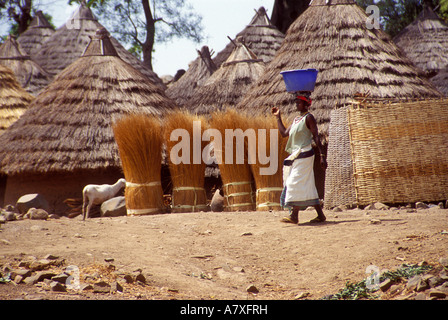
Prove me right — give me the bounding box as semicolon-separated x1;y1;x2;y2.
393;5;448;77
0;65;34;135
235;0;442;144
0;28;176;213
213;6;285;68
165;45;217;106
33;2;165;88
0;35;52;96
431;67;448;96
186;39;265;114
17;11;55;58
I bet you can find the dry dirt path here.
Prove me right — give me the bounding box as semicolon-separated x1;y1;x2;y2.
1;207;447;301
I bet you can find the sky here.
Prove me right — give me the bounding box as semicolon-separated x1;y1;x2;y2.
2;0;276;77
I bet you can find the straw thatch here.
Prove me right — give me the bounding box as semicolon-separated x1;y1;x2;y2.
394;6;448;77
347;98;448;206
213;7;285;68
235;0;443;145
113;114;166;216
164;110;208;213
17;10;55;58
0;35;52;96
209;109;255;211
0;65;34;135
431;67;448;96
0;28;176;212
186;39;265;115
32;2;165;88
165;46;217;106
244;115;288;211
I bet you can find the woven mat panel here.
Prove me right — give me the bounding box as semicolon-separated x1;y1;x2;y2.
324;106;357;209
347;99;448;205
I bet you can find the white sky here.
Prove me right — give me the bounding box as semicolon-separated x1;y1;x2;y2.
1;0;276;77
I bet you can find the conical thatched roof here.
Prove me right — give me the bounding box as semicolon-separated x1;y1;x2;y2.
0;35;52;96
32;3;165;88
213;6;285;68
394;5;448;76
165;45;217;106
0;28;176;175
17;11;55;58
0;65;34;135
431;67;448;96
235;0;442;144
186;39;265;114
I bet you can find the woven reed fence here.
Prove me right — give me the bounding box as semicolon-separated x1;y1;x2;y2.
347;98;448;206
324;106;357;209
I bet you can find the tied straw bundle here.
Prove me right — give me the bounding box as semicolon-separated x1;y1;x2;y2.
113;113;165;215
164;110;208;213
245;115;289;211
209;108;255;211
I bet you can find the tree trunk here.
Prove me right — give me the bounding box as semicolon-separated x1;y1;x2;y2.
13;0;33;35
270;0;309;34
141;0;155;70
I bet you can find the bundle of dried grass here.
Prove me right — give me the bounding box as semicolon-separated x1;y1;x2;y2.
209;109;255;211
113;114;165;216
164;110;208;213
244;115;288;211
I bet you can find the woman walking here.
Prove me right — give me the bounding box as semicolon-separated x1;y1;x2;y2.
272;94;327;224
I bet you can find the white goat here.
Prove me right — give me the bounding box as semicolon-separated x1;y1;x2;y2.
82;178;126;220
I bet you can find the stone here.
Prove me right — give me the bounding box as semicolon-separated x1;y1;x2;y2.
50;281;66;292
415;202;429;209
51;273;69;284
93;281;111;293
16;194;50;214
414;293;427;300
101;196;126;217
3;212;16;221
439;257;448;268
135;273;146;284
35;271;57;282
27;208;49;220
406;275;421;291
428;276;444;288
370;219;381;225
210;189;224;212
29;259;53;271
246;284;259;294
111;281;123;293
365;202;389;210
428;290;446;299
80;283;93;291
380;278;393;292
439;269;448;281
10;269;32;279
416;279;429;292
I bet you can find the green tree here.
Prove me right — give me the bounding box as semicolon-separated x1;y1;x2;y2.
356;0;447;37
72;0;204;70
0;0;33;35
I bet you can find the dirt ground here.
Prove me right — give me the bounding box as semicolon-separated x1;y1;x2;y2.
0;206;447;300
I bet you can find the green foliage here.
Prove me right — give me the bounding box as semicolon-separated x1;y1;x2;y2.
84;0;204;60
356;0;447;37
323;264;433;300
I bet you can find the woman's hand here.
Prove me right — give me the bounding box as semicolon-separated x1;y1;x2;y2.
320;156;327;170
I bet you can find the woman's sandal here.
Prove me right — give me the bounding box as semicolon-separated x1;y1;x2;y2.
281;216;298;224
309;217;326;223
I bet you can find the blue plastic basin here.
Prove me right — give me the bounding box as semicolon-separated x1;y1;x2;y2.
280;69;319;92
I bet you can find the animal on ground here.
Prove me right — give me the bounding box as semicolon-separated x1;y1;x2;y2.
82;178;126;220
